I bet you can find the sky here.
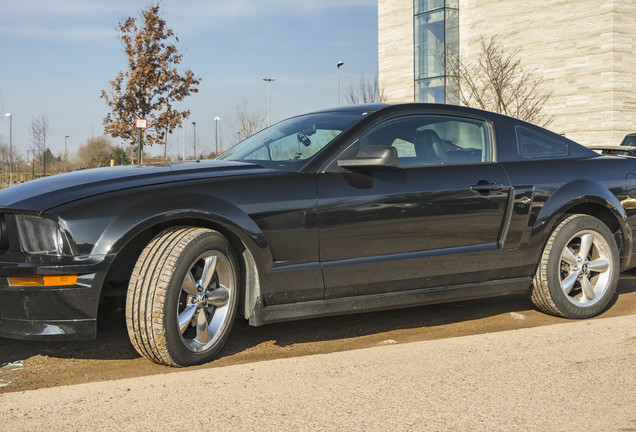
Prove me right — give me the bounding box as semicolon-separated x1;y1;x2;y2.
0;0;379;159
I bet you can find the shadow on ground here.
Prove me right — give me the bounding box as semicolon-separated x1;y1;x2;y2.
3;280;636;365
1;279;635;393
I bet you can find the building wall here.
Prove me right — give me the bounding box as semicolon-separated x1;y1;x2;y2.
378;0;636;146
378;0;414;103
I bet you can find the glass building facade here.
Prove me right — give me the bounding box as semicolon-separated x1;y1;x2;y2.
414;0;459;103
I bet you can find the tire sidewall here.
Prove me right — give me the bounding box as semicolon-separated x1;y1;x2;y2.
544;215;619;318
163;231;239;366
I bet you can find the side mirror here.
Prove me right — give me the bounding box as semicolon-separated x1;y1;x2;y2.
337;145;398;169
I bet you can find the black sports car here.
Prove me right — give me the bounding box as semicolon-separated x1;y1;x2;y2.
1;103;635;366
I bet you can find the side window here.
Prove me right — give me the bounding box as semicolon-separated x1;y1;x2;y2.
357;115;491;168
516;126;569;158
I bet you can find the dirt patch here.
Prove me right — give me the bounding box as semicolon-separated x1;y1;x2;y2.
2;279;636;393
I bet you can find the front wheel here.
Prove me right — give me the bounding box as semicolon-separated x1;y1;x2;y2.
530;214;619;319
126;227;239;367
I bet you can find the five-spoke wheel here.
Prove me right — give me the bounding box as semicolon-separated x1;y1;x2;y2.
177;251;234;353
531;214;619;318
126;227;238;367
558;230;612;307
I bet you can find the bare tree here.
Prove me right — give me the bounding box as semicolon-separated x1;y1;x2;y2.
0;140;8;183
447;36;554;127
345;72;386;105
28;116;51;176
226;102;266;146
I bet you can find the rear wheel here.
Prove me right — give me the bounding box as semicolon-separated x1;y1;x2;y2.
531;214;619;318
126;227;239;367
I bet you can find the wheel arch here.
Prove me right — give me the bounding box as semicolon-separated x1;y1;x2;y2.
98;209;269;323
533;180;631;268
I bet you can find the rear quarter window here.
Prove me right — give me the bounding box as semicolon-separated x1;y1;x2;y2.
516;126;569;158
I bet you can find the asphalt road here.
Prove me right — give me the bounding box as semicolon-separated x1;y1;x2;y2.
1;313;635;431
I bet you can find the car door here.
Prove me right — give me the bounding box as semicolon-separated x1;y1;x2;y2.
316;113;512;299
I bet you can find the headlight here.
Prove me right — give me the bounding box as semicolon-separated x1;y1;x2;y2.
15;215;73;256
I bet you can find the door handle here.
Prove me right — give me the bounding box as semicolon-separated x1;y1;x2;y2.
470;182;504;193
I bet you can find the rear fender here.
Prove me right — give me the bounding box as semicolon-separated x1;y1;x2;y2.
534;180;630;263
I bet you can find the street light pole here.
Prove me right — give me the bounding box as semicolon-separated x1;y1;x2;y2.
191;121;197;159
214;116;220;156
64;135;69;172
262;78;276;127
182;119;186;161
337;61;344;106
4;113;12;184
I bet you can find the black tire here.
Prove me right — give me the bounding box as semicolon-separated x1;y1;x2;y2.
126;226;239;367
531;214;619;319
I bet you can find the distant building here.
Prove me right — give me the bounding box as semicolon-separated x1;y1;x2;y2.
378;0;636;146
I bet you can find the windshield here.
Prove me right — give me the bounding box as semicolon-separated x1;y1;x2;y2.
217;111;366;170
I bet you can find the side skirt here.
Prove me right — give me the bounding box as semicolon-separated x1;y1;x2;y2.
250;277;532;326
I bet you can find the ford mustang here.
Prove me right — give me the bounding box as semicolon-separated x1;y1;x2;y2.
1;103;635;366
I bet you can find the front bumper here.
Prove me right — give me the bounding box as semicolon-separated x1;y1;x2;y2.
0;262;108;341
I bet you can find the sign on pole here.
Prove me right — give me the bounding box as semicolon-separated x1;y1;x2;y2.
135;118;147;164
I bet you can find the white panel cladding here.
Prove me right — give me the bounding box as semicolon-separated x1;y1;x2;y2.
378;0;636;146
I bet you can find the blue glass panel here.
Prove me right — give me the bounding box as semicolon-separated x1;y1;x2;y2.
414;10;445;80
415;77;445;103
413;0;460;104
415;0;444;13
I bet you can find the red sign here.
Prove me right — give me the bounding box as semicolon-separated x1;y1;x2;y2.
135;118;148;129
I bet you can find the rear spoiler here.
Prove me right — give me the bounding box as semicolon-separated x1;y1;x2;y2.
588;145;636;157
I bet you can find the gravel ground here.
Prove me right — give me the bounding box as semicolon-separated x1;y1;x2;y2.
1;314;635;431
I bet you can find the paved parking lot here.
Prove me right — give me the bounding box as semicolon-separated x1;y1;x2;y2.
2;280;636;396
2;313;636;431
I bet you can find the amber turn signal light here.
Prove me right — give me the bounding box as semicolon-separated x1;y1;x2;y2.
8;274;78;286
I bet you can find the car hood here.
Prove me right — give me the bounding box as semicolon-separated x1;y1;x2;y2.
0;160;273;212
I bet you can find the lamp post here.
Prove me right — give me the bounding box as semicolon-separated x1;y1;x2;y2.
4;113;12;184
214;116;220;156
191;121;197;159
182;118;187;161
337;61;344;106
64;135;69;172
164;130;167;160
262;78;275;127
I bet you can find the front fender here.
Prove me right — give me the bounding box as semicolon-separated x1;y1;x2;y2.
51;185;273;268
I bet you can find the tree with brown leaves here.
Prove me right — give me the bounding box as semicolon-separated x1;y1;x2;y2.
447;36;553;127
101;4;201;147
